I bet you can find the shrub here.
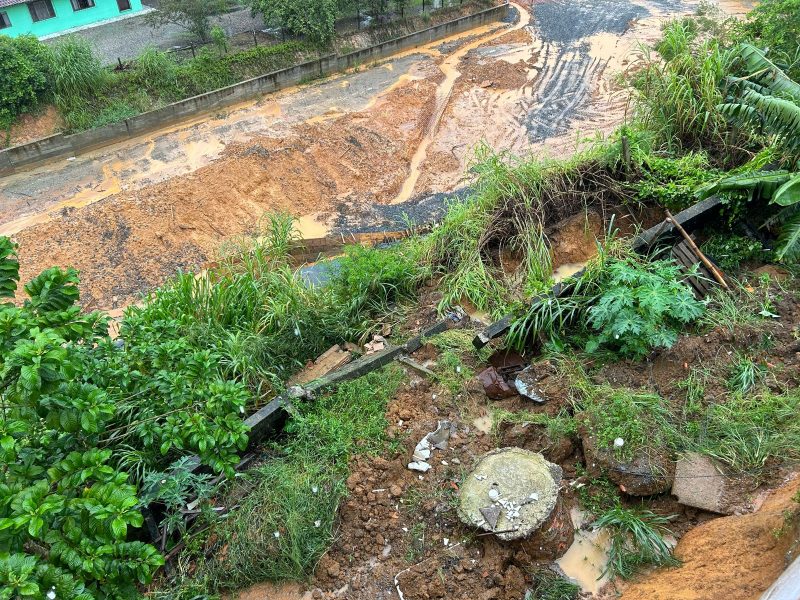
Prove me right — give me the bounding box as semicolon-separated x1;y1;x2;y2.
632;152;720;212
134;47;183;100
583;256;705;359
741;0;800;79
0;35;51;128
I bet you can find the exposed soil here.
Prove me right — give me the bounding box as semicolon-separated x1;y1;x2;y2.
3;0;736;311
227;270;800;600
4;106;61;148
620;476;800;600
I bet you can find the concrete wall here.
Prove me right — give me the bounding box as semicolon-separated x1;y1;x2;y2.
0;2;509;175
1;0;144;38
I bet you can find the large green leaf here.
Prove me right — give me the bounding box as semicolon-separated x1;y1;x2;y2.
773;173;800;206
0;237;19;300
734;44;800;102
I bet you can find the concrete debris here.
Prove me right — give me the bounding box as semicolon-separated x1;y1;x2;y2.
478;366;516;399
480;505;502;529
514;366;546;403
365;335;387;354
409;420;454;470
458;448;562;541
407;461;432;472
672;452;738;515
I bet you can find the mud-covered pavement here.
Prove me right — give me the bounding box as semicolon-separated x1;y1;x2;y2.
1;0;749;309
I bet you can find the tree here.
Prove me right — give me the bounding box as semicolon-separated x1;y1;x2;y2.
249;0;338;46
0;35;51;129
146;0;228;42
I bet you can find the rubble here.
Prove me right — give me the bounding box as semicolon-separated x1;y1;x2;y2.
671;452;739;515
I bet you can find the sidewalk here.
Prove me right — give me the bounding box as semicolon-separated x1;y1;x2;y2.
43;5;264;64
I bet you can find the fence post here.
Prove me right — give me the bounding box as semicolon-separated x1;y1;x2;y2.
357;0;361;29
253;29;258;47
190;44;196;58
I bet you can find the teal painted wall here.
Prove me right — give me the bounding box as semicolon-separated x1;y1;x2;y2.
0;0;143;38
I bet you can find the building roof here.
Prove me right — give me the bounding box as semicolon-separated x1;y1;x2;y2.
0;0;28;9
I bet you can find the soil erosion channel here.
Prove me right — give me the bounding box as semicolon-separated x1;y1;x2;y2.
1;0;741;310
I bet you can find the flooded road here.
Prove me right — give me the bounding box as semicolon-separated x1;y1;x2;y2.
1;0;750;309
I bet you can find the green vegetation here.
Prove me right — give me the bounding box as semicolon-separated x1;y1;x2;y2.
0;35;50;130
577;386;671;461
525;567;581;600
595;504;679;579
178;369;404;591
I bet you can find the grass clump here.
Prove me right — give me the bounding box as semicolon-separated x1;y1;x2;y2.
578;386;672;461
182;368;403;590
681;391;800;477
491;408;578;441
595;504;679;579
525;567;581;600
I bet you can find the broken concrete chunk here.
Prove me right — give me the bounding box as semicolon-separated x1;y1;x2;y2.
582;432;673;496
408;420;453;470
480;505;502;529
672;452;738;515
427;420;453;450
458;448;562;541
408;461;432;472
514;367;546;403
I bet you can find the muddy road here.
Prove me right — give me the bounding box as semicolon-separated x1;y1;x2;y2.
0;0;749;310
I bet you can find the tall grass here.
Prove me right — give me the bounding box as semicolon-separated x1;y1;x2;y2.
49;36;108;108
634;20;733;155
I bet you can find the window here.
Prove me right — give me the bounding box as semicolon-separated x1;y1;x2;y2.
0;12;10;29
70;0;95;10
117;0;131;11
27;0;56;22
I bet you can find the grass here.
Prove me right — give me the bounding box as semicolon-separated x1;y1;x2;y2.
491;408;578;441
172;367;404;592
595;504;679;579
525;567;581;600
680;391;800;477
727;353;767;393
577;385;672;462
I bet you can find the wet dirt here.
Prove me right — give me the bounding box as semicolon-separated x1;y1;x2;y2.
620;475;800;600
4;106;62;148
3;0;751;311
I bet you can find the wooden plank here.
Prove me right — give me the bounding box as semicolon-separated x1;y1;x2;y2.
632;196;723;252
288;345;352;385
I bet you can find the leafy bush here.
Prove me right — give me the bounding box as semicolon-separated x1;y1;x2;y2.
583;256;705;359
0;35;51;129
249;0;338;46
0;239;164;598
741;0;800;80
701;233;771;271
632;152;720;211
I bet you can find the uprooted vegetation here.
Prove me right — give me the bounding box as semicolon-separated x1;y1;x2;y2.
3;0;800;598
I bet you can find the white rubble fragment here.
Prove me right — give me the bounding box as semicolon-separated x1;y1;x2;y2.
408;461;432;472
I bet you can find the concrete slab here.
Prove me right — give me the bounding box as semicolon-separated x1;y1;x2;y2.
672;452;737;515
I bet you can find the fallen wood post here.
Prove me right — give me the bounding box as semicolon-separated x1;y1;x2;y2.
665;209;729;290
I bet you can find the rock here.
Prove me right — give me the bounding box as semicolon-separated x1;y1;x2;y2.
582;432;674;496
327;561;341;578
672;452;738;514
408;460;431;472
479;80;494;88
458;448;562;541
477;367;516;399
389;484;403;497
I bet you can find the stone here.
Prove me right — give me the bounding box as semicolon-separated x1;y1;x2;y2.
458;448;562;541
327;561;341;578
671;452;737;514
389;485;403;497
582;432;674;496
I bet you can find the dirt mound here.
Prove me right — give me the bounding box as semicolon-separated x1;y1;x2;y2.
12;77;438;310
620;476;800;600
